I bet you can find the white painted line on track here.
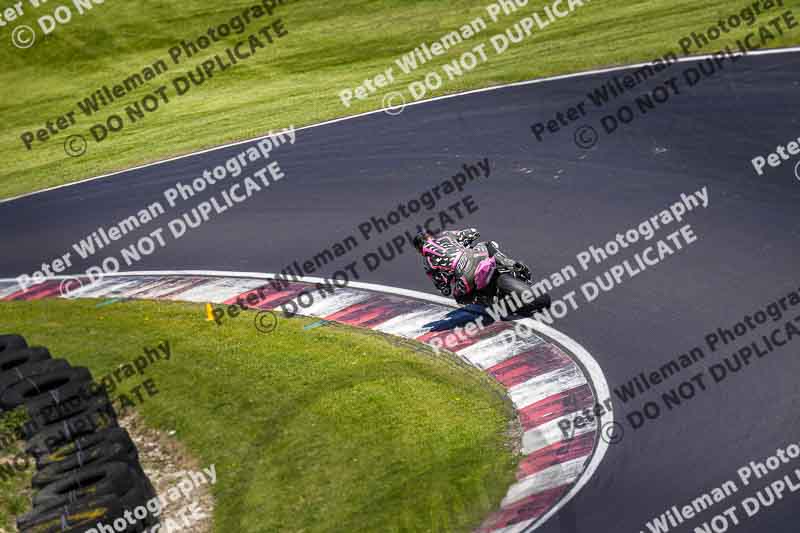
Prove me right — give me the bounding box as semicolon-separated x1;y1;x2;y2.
3;47;799;205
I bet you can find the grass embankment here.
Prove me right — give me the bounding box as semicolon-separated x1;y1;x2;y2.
2;0;799;199
0;298;518;532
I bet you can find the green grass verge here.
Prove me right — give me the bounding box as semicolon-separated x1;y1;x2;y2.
2;0;799;199
0;298;518;532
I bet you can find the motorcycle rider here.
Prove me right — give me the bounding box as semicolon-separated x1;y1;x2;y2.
413;229;550;314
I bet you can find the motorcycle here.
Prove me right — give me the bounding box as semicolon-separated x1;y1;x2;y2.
464;241;552;317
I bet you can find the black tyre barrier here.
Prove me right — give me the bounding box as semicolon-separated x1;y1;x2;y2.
0;333;27;354
25;404;119;457
0;346;51;374
1;335;159;532
0;359;72;397
22;374;102;416
36;428;134;470
0;367;93;410
17;494;145;533
28;393;116;432
33;482;153;528
32;439;141;489
17;493;118;531
32;461;146;513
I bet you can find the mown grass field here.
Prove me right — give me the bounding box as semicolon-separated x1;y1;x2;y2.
2;0;799;199
1;298;518;532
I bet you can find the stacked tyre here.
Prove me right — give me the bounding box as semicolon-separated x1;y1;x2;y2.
0;334;159;533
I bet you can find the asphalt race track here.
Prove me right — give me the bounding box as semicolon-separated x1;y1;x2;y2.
3;51;800;532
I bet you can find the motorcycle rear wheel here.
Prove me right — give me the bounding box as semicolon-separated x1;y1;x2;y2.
494;273;551;316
